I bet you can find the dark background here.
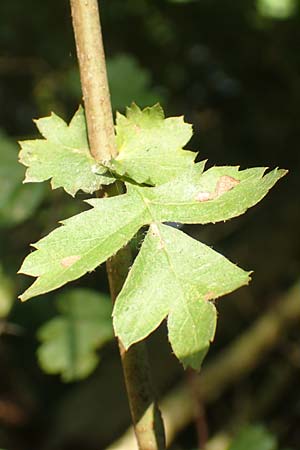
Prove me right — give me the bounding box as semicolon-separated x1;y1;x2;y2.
0;0;299;449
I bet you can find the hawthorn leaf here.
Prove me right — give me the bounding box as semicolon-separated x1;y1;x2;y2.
113;223;250;370
19;191;148;301
19;163;286;301
37;289;113;381
19;107;114;196
110;103;195;185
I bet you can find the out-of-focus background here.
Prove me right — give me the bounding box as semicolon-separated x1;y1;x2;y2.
0;0;300;449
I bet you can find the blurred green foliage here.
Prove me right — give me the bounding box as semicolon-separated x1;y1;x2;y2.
0;265;13;318
0;132;44;227
228;425;277;450
34;54;164;116
108;54;165;110
37;289;113;382
257;0;297;19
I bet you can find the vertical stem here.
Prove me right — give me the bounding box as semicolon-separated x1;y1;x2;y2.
70;0;116;161
187;369;208;449
70;1;166;449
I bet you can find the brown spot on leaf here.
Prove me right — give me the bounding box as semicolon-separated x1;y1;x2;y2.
215;176;240;197
195;175;240;202
195;191;213;202
60;255;81;268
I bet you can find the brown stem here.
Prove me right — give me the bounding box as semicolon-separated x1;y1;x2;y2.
70;0;116;161
187;369;208;449
70;1;166;448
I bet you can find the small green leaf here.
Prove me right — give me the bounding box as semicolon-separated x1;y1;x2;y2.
113;223;250;369
111;103;195;185
37;289;113;382
228;425;278;450
19;107;114;196
0;131;44;227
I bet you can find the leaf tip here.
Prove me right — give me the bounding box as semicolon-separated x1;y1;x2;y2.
247;270;253;282
18;292;28;302
278;168;289;178
23;174;36;184
178;348;210;372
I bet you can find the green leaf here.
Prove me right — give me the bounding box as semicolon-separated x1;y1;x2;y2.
113;223;250;369
0;131;44;227
19;190;147;301
37;288;113;382
110;103;195;185
228;425;278;450
19;107;114;197
19;164;285;303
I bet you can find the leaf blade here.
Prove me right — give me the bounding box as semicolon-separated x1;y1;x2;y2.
19;192;147;301
19;107;114;196
111;103;195;185
114;223;250;369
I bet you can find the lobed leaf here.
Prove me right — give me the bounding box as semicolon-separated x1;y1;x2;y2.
19;107;114;196
19;190;147;301
110;103;195;185
37;289;113;381
19;164;285;303
113;223;250;369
